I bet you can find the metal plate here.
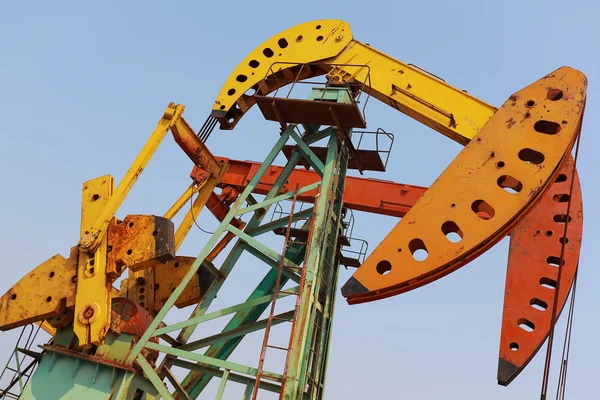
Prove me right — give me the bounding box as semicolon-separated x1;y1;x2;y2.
254;95;366;129
341;67;587;304
497;154;582;385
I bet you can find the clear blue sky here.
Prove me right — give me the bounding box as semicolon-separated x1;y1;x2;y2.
1;1;599;398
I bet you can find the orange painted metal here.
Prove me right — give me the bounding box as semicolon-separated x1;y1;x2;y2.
497;155;582;386
191;152;583;387
192;158;426;218
340;67;587;304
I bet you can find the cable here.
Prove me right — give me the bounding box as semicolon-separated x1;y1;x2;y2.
539;117;584;399
189;191;215;235
556;271;579;400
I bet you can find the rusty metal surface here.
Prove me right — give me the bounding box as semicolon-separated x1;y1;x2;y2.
39;344;139;373
341;67;587;304
107;215;176;277
253;95;367;128
42;298;159;373
153;257;218;311
193;158;427;218
497;155;582;386
110;298;155;337
0;247;77;331
170;116;226;178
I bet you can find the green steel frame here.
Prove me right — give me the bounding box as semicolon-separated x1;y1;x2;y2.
126;87;356;400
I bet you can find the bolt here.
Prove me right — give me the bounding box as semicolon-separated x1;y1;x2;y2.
335;35;343;42
83;306;95;319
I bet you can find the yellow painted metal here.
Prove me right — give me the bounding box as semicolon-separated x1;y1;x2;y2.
106;214;175;277
164;183;198;221
342;67;587;303
75;175;114;347
0;252;76;331
326;40;496;144
211;19;496;145
37;321;57;336
154;257;208;311
173;177;220;251
121;107;228;314
78;103;185;254
125;177;221;313
212;19;352;114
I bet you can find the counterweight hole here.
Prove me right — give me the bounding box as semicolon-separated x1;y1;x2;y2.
518;318;535;332
471;200;495;220
553;194;570;202
530;298;548;311
540;277;557;289
408;239;428;261
497;175;523;194
553;214;572;224
547;256;565;267
441;221;463;243
376;260;392;275
534;120;561;135
263;48;274;58
555;174;568;183
518;148;545;165
277;38;288;48
547;89;563;101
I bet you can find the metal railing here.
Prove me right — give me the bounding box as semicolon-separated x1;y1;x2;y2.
352;127;395;170
0;324;43;399
255;61;373;123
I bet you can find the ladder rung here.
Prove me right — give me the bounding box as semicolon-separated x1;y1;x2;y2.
266;344;290;352
6;367;17;373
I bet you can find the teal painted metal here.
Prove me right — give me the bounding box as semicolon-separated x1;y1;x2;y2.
169;359;283;395
136;355;173;400
127;86;358;400
127;130;296;364
288;130;325;176
180;240;308;397
235;181;321;216
281;129;350;399
146;343;283;382
246;207;314;237
152;288;298;337
0;324;41;399
214;369;229;399
241;243;302;283
17;348;159;400
179;311;296;352
175;145;306;345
